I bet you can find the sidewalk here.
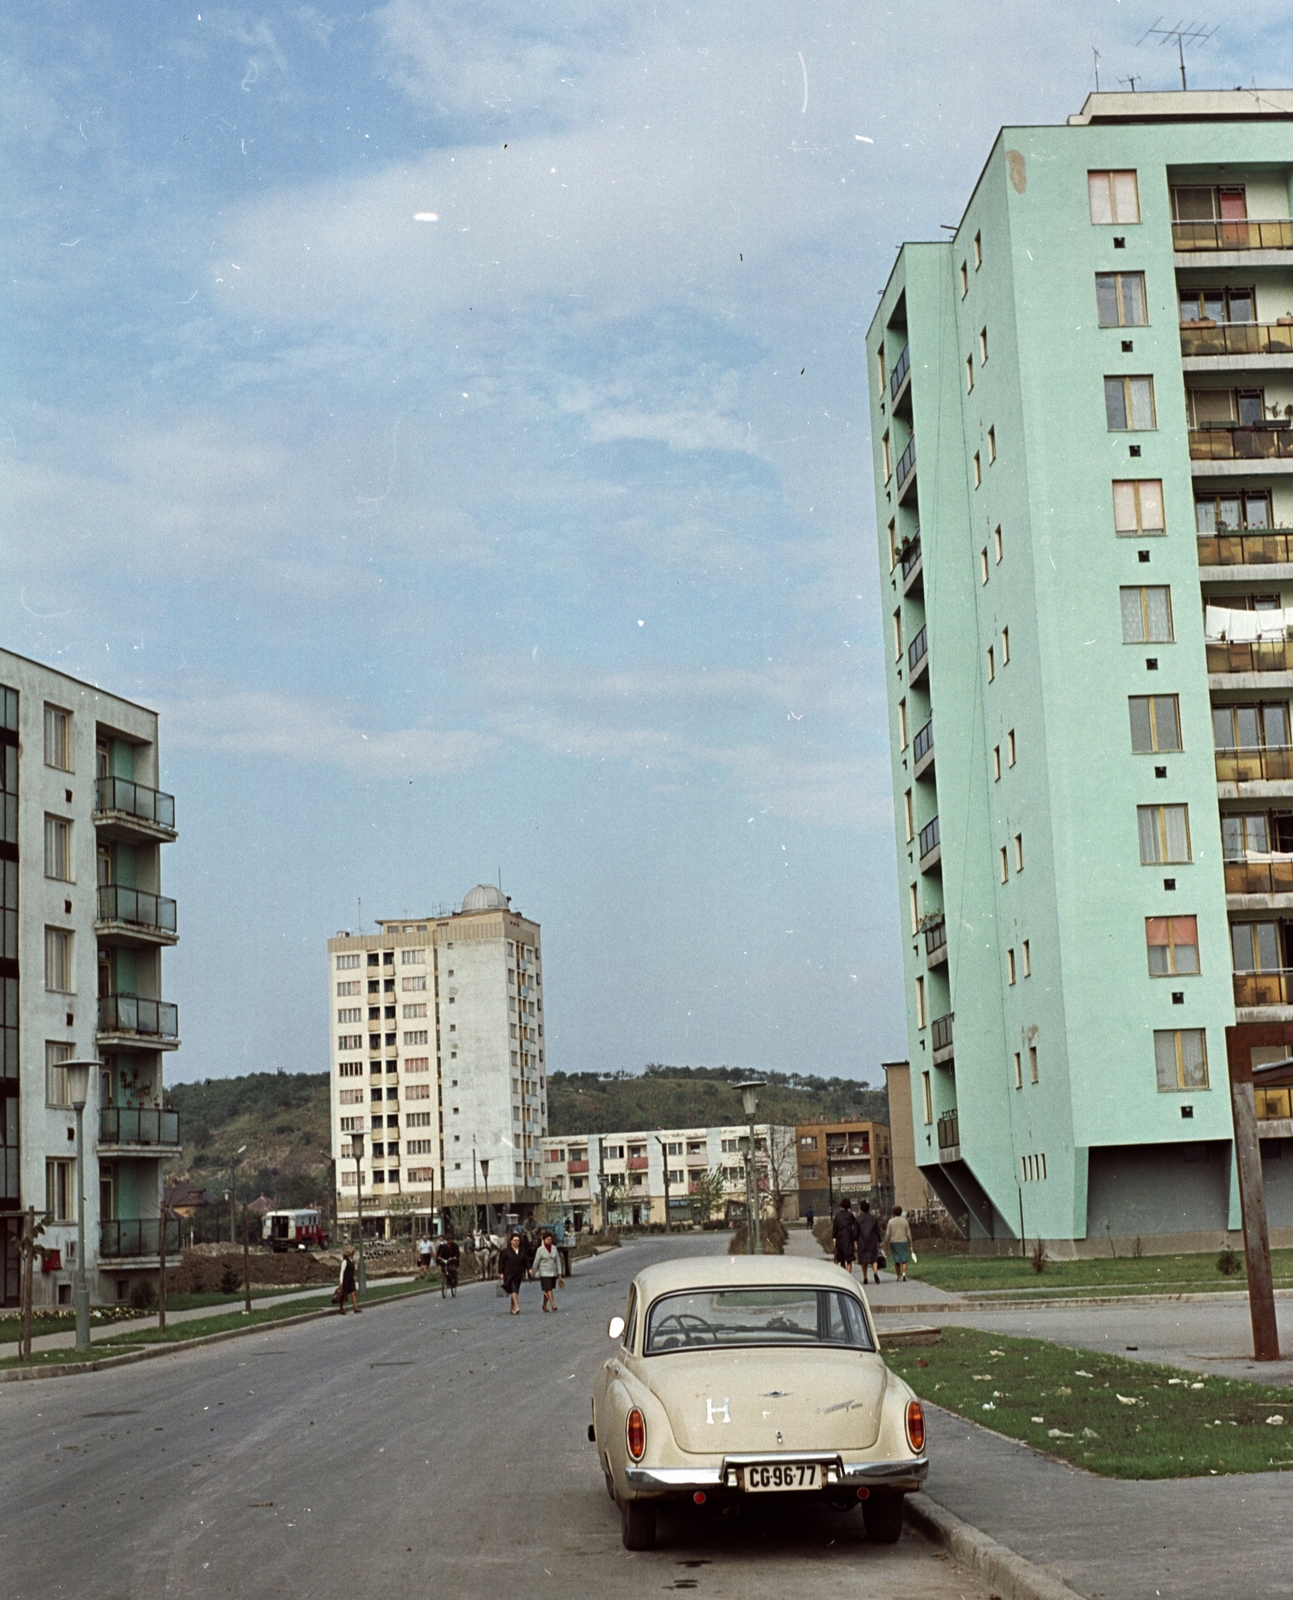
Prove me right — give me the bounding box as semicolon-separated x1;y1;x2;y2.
784;1224;968;1310
0;1275;418;1361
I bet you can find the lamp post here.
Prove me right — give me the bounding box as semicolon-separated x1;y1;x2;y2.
738;1135;754;1253
63;1058;99;1355
736;1081;766;1255
479;1157;492;1236
229;1144;247;1244
656;1136;671;1233
472;1146;481;1237
351;1129;367;1294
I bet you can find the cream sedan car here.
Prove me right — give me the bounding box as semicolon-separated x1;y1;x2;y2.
589;1255;927;1550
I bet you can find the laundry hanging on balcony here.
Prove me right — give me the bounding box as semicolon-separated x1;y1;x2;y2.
1204;604;1293;642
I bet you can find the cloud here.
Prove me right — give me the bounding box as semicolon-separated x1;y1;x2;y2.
160;687;499;777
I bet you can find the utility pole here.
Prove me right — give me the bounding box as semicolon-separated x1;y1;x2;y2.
656;1136;672;1232
1226;1027;1280;1359
737;1081;766;1254
241;1203;252;1314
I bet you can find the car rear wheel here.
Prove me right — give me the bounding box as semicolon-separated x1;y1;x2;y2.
621;1499;657;1551
862;1492;905;1544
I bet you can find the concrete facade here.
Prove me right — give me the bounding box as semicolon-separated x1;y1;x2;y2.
328;886;546;1231
537;1123;798;1228
0;651;179;1306
868;90;1293;1254
794;1118;893;1217
881;1061;939;1215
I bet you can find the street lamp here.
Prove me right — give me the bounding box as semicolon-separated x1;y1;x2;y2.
351;1129;367;1294
655;1135;672;1233
63;1058;99;1355
229;1144;247;1243
736;1080;766;1255
479;1157;492;1236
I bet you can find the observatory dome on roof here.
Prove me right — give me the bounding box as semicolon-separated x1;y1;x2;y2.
461;883;510;912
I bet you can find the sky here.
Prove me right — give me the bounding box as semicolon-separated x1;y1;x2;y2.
3;2;1290;1087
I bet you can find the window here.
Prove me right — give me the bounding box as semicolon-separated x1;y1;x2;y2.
1188;387;1266;430
1001;625;1009;664
979;326;988;362
898;699;908;750
980;548;989;584
405;1082;431;1100
1195;491;1271;532
338;1061;363;1077
1138;804;1191;864
1180;285;1255;325
1014;833;1024;871
973;451;982;487
959;261;968;297
1029;1045;1039;1084
1013;1052;1023;1089
993;745;1001;781
337;980;360;996
921;1069;932;1123
1172;184;1245;222
988;426;997;463
44;706;72;771
966;355;974;393
877;346;887;393
1113;480;1165;538
999;846;1009;883
1121;586;1173;644
1022;939;1031;976
1213;703;1290;752
338;1087;364;1105
915;975;926;1028
1007;948;1016;984
45;1041;73;1107
888;519;898;571
336;953;361;970
1007;729;1017;766
46;1158;74;1222
1232;921;1281;974
44;928;73;993
402;1003;427;1019
892;609;903;661
909;883;919;936
1155;1029;1209;1091
337;1033;362;1050
882;431;892;481
1089;170;1140;225
974;231;982;268
987;646;995;682
1146;916;1199;976
903;789;914;842
402;974;427;991
400;948;425;965
1105;376;1156;431
1129;695;1181;754
337;1007;362;1023
994;525;1003;563
1096;272;1148;327
367;953;379;966
44;816;73;882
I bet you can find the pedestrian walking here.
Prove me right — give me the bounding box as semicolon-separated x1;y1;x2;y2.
856;1200;882;1285
519;1223;538;1281
831;1197;859;1274
533;1228;561;1312
883;1206;913;1282
417;1235;433;1274
337;1247;361;1314
805;1203;815;1232
500;1230;526;1316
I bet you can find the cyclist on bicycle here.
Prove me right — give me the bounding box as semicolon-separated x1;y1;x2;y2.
436;1233;461;1297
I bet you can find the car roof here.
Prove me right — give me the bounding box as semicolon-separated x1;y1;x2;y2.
630;1253;866;1302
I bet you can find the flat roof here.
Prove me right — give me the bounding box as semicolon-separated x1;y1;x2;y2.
1069;89;1293;126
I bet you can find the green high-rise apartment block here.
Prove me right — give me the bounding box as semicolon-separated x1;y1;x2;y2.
868;90;1293;1254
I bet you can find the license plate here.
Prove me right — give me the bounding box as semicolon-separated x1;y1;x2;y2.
743;1462;820;1493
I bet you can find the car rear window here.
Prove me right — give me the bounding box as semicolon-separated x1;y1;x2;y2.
644;1287;874;1354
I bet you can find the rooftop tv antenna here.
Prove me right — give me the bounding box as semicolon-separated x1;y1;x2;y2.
1092;47;1102;92
1138;18;1218;90
1119;74;1141;93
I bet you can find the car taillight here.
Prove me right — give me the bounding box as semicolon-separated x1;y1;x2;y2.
906;1400;925;1453
627;1407;647;1461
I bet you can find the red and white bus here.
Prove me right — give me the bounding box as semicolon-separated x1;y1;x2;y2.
262;1209;328;1251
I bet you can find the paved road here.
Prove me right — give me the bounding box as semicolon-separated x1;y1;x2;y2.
0;1233;991;1600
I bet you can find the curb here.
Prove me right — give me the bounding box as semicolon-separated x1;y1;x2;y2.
0;1281;448;1384
874;1286;1293;1313
905;1490;1084;1600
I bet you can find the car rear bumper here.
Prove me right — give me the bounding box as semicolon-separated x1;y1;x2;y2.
625;1452;928;1493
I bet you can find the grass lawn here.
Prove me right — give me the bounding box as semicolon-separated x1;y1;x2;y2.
903;1246;1293;1298
886;1326;1293;1478
101;1276;437;1344
0;1344;149;1371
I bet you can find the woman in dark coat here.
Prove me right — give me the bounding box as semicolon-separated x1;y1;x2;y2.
832;1197;859;1273
338;1247;361;1314
855;1200;882;1285
499;1231;526;1316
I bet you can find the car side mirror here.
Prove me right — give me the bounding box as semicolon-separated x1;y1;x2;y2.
608;1315;625;1340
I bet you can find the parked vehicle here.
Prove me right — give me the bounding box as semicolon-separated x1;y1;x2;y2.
262;1209;328;1251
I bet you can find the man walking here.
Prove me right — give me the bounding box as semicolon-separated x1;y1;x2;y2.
831;1197;859;1275
856;1200;882;1285
805;1203;815;1232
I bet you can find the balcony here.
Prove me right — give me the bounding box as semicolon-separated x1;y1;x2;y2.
97;993;179;1047
889;342;912;409
98;1107;181;1151
93;777;177;843
919;814;941;873
1173;219;1293;253
923;916;947;967
931;1011;954;1066
96;884;178;947
936;1110;960;1164
1198;531;1293;568
900;530;922;595
912;718;935;780
1235;970;1293;1008
1206;640;1293;675
1258;1086;1293;1121
99;1217;181;1261
1181;321;1293;360
626;1155;649;1171
1190;426;1293;464
1216;746;1293;784
907;625;929;687
1225;859;1293;896
567;1158;589;1173
896;435;917;500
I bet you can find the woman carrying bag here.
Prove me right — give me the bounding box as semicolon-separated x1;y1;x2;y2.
883;1206;914;1283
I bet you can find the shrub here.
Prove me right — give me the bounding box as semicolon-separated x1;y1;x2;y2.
1217;1247;1240;1277
219;1261;240;1295
129;1279;158;1311
1030;1239;1048;1274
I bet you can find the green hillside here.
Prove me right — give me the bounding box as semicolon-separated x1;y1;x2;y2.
167;1072;332;1206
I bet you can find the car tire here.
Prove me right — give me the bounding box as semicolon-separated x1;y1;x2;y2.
605;1470;616;1503
862;1492;905;1544
621;1499;657;1551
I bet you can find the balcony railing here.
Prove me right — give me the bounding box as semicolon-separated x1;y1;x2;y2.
919;815;940;860
1257;1086;1293;1120
94;777;176;832
99;1218;180;1259
1206;640;1293;674
896;435;916;493
907;625;928;678
889;342;911;401
901;530;922;580
97;884;177;936
1198;531;1293;567
931;1012;954;1054
1181;320;1293;358
626;1155;649;1170
924;917;947;959
99;1107;180;1147
98;994;179;1040
1173;219;1293;253
1225;859;1293;895
1216;746;1293;783
912;718;934;768
1234;970;1293;1007
1189;426;1293;462
936;1111;960;1151
567;1159;589;1174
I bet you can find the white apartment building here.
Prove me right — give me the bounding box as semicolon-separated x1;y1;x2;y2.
0;651;180;1309
537;1123;799;1229
328;885;546;1233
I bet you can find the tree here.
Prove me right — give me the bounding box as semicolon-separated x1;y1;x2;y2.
763;1125;800;1221
689;1166;727;1223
